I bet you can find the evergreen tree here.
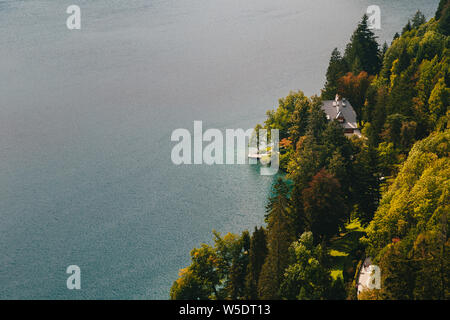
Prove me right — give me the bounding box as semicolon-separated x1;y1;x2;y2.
258;178;296;299
305;101;328;140
402;20;412;34
367;86;388;147
397;46;410;74
350;140;380;223
411;10;426;29
322;48;349;99
344;14;381;75
393;32;400;42
381;41;388;60
322;121;353;197
244;227;268;299
228;231;251;299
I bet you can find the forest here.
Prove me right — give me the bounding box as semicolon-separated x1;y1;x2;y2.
170;0;449;300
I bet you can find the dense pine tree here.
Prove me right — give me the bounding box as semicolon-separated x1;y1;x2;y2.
411;10;426;29
244;227;268;299
344;14;381;75
258;178;296;299
322;48;349;100
228;231;251;299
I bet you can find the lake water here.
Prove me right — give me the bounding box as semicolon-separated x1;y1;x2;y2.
0;0;439;299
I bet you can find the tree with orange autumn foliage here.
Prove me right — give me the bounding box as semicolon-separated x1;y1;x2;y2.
337;71;374;123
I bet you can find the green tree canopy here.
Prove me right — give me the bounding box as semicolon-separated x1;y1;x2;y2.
280;232;332;300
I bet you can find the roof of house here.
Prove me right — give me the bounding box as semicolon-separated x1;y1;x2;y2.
321;97;358;130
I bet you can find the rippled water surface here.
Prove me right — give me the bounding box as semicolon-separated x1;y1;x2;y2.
0;0;439;298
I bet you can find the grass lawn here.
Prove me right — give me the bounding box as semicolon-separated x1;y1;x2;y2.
329;219;366;280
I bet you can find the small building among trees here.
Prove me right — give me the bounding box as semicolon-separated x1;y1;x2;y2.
321;95;361;137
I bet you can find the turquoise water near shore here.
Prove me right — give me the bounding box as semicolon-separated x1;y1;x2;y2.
0;0;439;299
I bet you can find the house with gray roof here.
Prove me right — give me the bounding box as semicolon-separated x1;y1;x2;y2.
321;94;361;137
